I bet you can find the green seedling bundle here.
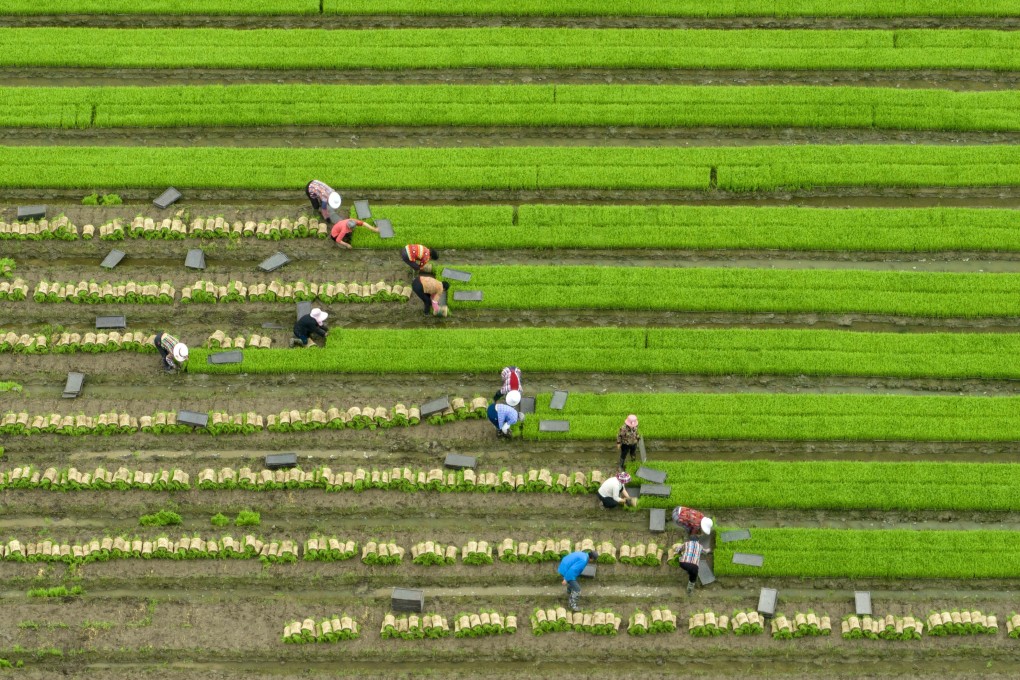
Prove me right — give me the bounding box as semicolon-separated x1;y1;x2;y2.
461;541;494;566
731;611;765;635
380;613;450;639
842;615;923;640
771;612;831;639
34;280;175;304
0;280;29;301
1;330;156;354
453;611;516;638
303;536;358;562
283;615;360;644
926;610;998;636
627;608;676;635
138;510;182;527
10;145;1020;191
0;258;13;278
688;611;729;637
635;460;1020;512
527;392;1020;442
0;215;76;240
360;541;405;565
531;608;622;636
27;586;83;598
411;541;456;566
617;542;664;566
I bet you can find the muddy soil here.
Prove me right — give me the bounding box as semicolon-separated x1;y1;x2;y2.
6;14;1020;30
4;67;1020;90
8;126;1020;149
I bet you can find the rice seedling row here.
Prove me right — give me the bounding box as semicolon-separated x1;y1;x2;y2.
188;326;1020;380
6;28;1020;71
12;204;1020;253
12;84;1020;133
525;392;1020;442
7;145;1020;191
632;460;1020;512
440;264;1020;318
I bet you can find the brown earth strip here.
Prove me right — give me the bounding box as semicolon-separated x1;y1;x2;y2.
2;67;1018;90
7;126;1020;149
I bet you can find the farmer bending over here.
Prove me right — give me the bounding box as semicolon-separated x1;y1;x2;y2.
487;400;523;438
154;331;188;373
494;366;522;403
331;217;379;250
596;471;636;510
305;180;341;220
411;274;449;316
292;308;328;348
558;548;598;612
401;244;438;275
674;538;710;596
672;506;713;538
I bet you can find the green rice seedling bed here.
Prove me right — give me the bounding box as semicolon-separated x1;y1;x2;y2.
10;84;1020;133
7;0;1018;17
715;529;1020;579
5;28;1020;71
6;145;1020;191
445;265;1020;317
2;0;317;14
191;327;1020;380
635;460;1020;512
524;392;1020;442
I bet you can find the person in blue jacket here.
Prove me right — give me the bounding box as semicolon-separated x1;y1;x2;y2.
557;549;598;612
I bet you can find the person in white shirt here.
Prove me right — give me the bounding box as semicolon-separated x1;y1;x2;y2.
596;471;635;510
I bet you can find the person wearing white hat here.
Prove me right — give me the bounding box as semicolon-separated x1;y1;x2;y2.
486;401;524;438
153;331;188;372
671;506;714;538
305;179;341;219
292;308;329;347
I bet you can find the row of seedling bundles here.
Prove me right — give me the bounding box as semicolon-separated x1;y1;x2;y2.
34;281;175;304
0;534;298;564
361;541;406;565
531;608;622;636
927;610;997;636
0;465;190;491
0;331;156;354
689;611;730;637
454;611;517;638
771;612;832;639
0;216;75;240
425;397;488;424
628;608;677;635
462;541;494;566
0;279;30;301
617;542;665;566
731;610;765;635
265;405;421;431
412;541;457;566
843;615;923;640
498;538;590;564
283;615;360;643
381;614;450;639
181;279;409;304
302;537;358;562
1006;613;1020;638
205;331;272;349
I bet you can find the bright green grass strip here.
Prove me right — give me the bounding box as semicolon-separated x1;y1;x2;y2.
5;145;1020;191
714;528;1020;579
324;1;1020;18
2;1;317;14
4;28;1020;70
190;327;1020;380
4;0;1017;17
10;84;1020;133
525;392;1020;442
443;265;1020;317
635;460;1020;512
357;205;1020;252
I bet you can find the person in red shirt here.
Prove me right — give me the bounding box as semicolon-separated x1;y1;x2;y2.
401;244;439;275
330;218;379;249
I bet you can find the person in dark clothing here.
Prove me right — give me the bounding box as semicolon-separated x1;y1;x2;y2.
411;275;449;316
292;308;329;347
